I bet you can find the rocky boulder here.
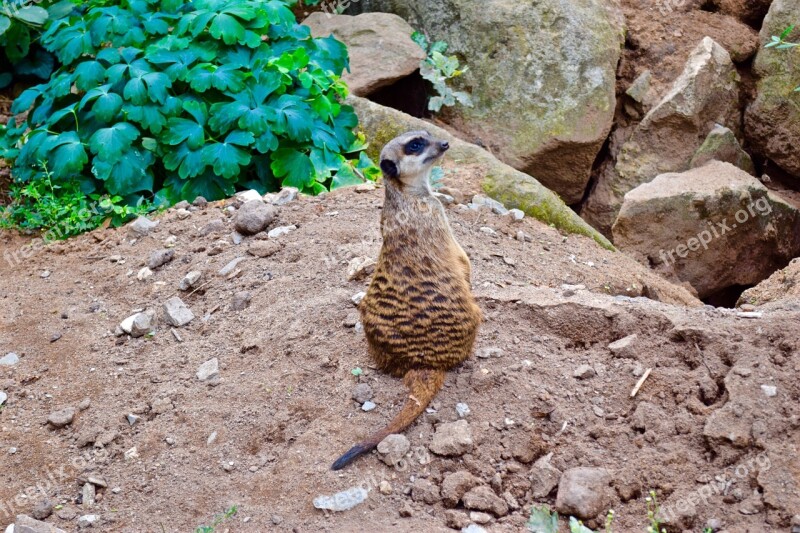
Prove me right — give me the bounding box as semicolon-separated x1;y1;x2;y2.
612;161;800;299
745;0;800;179
303;12;425;96
690;125;754;175
584;37;741;235
738;258;800;307
349;0;624;204
711;0;773;25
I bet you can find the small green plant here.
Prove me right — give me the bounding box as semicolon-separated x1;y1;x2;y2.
411;31;472;113
526;506;616;533
350;367;363;377
645;490;666;533
766;25;799;92
194;504;238;533
429;166;445;190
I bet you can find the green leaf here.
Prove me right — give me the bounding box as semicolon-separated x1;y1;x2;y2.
410;31;427;51
164;117;205;149
271;148;314;188
568;517;594;533
526;506;559;533
15;6;49;25
332;160;362;189
123;77;147;105
94;148;154;195
188;64;245;92
271;94;312;141
74;61;106;91
124;103;167;133
142;72;172;104
780;25;795;40
0;16;10;37
201;141;251;179
163;142;206;179
89;123;140;160
209;13;245;45
43;132;88;180
12;86;41;114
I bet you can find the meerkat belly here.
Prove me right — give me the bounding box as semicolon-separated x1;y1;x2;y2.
360;254;479;376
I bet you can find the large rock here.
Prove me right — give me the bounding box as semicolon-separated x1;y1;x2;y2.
689;125;754;175
583;37;741;235
555;467;613;520
349;0;624;204
303;12;425;96
348;95;613;250
612;161;800;299
711;0;773;25
738;258;800;307
745;1;800;179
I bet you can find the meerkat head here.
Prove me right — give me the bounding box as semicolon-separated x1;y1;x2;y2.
379;131;449;192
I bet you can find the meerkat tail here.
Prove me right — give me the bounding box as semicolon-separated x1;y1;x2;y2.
331;368;446;470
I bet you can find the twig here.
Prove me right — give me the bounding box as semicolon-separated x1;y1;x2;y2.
631;368;652;398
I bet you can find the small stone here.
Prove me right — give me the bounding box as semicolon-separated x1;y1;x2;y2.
198;219;225;236
207;432;218;445
0;352;20;366
479;227;496;236
270;515;282;525
355;182;376;193
507;208;525;221
235;189;263;203
347;256;376;281
231;291;252;311
462;486;509;516
351;291;366;306
441;471;480;507
313;487;368;512
361;401;376;412
176;208;191;220
462;525;488;533
470;512;492;524
351;383;373;403
761;385;777;397
174;200;190;209
49;332;62;343
267;225;297;239
555;467;613;520
445;510;470;529
126;414;141;426
87;476;107;488
737;311;763;319
163;297;194;327
472;194;508;215
197;358;219;381
128;216;159;237
82;482;96;507
32;500;54;520
219;257;246;276
272;187;299;205
78;514;98;528
430;420;473;456
109;254;123;263
47;407;77;428
165;436;176;445
456;403;471;418
147;249;174;269
0;391;7;406
78;398;91;411
398;502;414;517
342;312;359;328
193;196;208;207
40;270;51;278
163;235;177;247
516;231;531;242
573;364;596;379
178;270;202;291
477;347;503;359
706;518;723;531
234;200;276;235
151;397;173;414
379;480;392;495
608;334;638;358
411;478;440;504
530;452;562;498
248;240;282;258
377;434;410;466
14;515;67;533
137;267;153;281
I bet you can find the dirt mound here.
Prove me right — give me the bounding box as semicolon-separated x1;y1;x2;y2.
1;187;798;532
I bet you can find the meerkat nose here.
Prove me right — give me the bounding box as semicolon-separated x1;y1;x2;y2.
439;141;450;151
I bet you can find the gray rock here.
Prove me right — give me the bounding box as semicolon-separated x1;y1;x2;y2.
235;189;263;203
529;452;562;498
573;364;596;379
690;125;755;175
136;267;153;281
455;402;471;418
231;291;252;311
47;407;77;428
128;216;158;237
82;483;96;507
555;467;613;520
608;334;638;358
411;478;441;504
193;196;208;206
351;383;373;404
441;470;480;507
347;256;376;281
267;225;297;239
247;240;282;258
163;297;194;327
198;219;226;236
234;200;276;235
174;200;190;209
31;501;53;521
147;249;174;269
77;514;98;528
0;391;7;406
461;486;509;517
272;187;299;206
351;291;366;306
14;514;67;533
361;401;376;412
176;208;191;219
376;434;410;466
0;352;19;366
197;358;219;381
219;257;247;277
313;487;368;512
430;420;474;456
129;310;156;338
472;195;508;215
178;271;202;291
304;13;425;96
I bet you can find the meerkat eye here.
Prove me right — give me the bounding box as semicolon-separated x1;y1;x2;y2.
405;138;426;155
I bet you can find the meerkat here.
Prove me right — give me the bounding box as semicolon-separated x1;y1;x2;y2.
331;131;482;470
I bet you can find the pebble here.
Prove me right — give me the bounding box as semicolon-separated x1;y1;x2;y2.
50;332;62;343
455;403;471;418
472;194;508;215
165;437;176;446
128;216;159;236
573;364;596;379
78;514;98;528
178;270;202;291
174;200;190;209
137;267;153;281
737;311;763;319
176;208;191;220
163;297;194;327
347;257;376;281
219;257;246;276
351;383;373;403
47;407;77;428
235;189;263;203
267;225;297;239
377;434;410;466
231;291;252;311
126;414;141;426
271;514;283;525
272;187;299;205
14;515;67;533
0;391;7;406
0;353;19;366
361;401;376;412
313;487;368;512
761;385;777;397
462;525;488;533
163;235;177;247
507;208;525;221
477;347;503;359
462;486;509;516
31;500;53;520
197;358;219;381
247;240;282;258
147;249;174;269
351;291;366;306
82;482;96;507
516;230;532;242
479;227;496;236
529;453;562;498
342;312;359;328
78;398;91;411
555;467;613;520
234;200;276;235
430;420;473;456
379;480;393;495
470;512;492;524
207;432;218;445
193;196;208;207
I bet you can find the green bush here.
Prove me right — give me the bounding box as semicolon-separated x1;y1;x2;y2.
1;0;378;235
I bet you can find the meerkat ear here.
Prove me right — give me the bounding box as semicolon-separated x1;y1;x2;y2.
380;159;399;179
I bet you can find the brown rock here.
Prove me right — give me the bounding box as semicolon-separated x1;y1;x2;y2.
555;467;613;520
461;486;509;517
410;478;441;504
441;470;480;507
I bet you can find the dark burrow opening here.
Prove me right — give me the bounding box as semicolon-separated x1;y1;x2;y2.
366;71;429;119
703;284;754;308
